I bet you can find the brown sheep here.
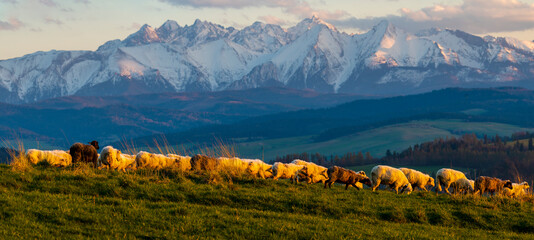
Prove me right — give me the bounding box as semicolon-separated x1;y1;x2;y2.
69;142;99;167
324;166;371;190
88;140;99;150
474;176;513;196
190;154;219;171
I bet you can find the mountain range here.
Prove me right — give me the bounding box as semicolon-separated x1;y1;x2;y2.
1;16;533;103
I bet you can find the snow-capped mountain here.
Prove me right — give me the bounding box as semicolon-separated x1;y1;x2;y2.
1;16;534;103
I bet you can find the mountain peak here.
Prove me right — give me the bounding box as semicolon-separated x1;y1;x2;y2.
289;16;337;36
159;20;180;32
123;24;160;46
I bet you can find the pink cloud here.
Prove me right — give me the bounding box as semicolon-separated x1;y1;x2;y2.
332;0;534;34
0;17;24;31
159;0;348;20
258;15;288;25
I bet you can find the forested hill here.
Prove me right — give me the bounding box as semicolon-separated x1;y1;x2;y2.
381;133;534;183
131;87;534;146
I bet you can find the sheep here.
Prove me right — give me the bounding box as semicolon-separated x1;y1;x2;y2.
449;178;475;194
69;142;99;167
98;146;136;171
26;149;72;167
400;168;435;191
474;176;513;196
435;168;471;194
190;154;219;171
88;140;99;150
167;154;192;171
135;151;178;170
291;159;329;184
371;165;412;194
502;182;530;198
324;166;371;190
242;159;273;179
272;162;304;183
217;157;249;175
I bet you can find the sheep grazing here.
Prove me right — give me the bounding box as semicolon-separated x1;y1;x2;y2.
400;168;435;191
292;159;329;184
69;142;99;167
324;166;371;190
135;151;177;170
435;168;471;194
449;178;475;194
98;146;136;171
217;157;249;175
190;154;219;171
167;154;192;171
242;159;273;179
474;176;513;196
272;162;304;183
502;182;530;198
26;149;72;167
371;165;412;194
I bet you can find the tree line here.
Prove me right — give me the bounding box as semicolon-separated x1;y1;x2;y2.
273;132;534;182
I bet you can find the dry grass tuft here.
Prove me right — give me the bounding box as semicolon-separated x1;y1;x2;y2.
3;138;32;172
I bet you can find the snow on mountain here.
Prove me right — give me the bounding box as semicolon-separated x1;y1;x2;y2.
1;17;534;103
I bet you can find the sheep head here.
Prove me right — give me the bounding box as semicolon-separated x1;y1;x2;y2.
503;180;513;189
428;177;435;187
401;183;413;195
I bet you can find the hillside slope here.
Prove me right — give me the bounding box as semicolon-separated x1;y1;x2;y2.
0;165;532;239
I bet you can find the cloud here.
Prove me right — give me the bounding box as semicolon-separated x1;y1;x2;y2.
159;0;348;20
0;0;17;4
258;15;288;25
331;0;534;34
0;17;24;30
44;17;63;25
38;0;57;7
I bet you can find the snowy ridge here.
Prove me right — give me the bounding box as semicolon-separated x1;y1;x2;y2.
1;17;534;103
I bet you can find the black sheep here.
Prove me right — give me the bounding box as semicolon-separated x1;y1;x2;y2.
70;141;99;167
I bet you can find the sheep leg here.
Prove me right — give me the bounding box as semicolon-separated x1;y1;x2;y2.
444;183;452;195
371;180;381;192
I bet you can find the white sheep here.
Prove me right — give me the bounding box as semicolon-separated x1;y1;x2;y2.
435;168;471;194
98;146;136;171
502;182;530;198
217;157;249;175
26;149;72;167
167;154;192;171
371;165;412;194
291;159;328;184
272;162;304;183
449;178;475;194
135;151;178;170
242;159;273;179
400;168;435;191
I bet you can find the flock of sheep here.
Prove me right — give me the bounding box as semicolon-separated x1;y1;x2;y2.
24;141;531;198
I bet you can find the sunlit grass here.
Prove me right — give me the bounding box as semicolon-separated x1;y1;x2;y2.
0;164;532;239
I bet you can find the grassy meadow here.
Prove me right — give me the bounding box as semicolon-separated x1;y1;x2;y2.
0;162;533;239
232;119;534;159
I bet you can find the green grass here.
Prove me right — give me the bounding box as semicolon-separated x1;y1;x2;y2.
231;119;534;160
0;164;533;239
